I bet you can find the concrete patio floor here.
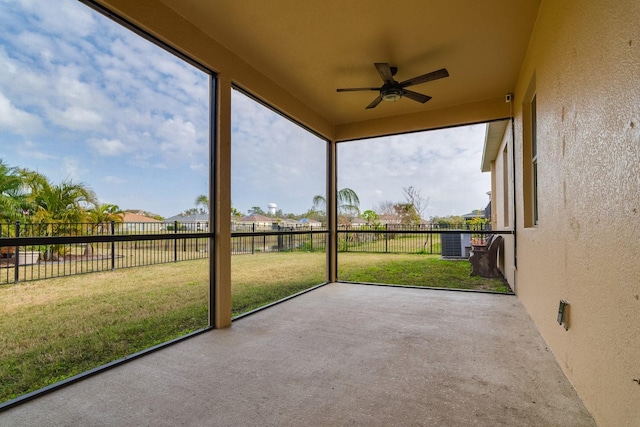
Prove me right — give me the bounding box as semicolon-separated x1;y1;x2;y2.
1;283;595;426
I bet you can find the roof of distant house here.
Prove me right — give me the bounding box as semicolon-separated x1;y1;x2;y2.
164;213;210;222
122;212;162;223
299;217;321;224
462;212;485;219
239;214;274;222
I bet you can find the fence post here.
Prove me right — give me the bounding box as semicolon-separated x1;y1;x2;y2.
111;221;115;271
430;223;433;254
310;226;313;252
251;223;255;254
14;221;20;283
385;223;388;253
174;221;178;262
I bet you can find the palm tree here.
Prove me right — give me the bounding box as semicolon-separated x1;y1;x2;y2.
16;170;97;259
21;169;97;231
85;203;123;257
0;160;25;224
194;194;209;230
362;209;379;225
313;188;360;216
88;203;124;230
195;194;209;213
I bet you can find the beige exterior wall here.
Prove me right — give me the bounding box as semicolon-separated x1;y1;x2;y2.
505;1;640;425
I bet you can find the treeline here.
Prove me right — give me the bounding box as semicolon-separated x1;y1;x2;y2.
0;159;123;227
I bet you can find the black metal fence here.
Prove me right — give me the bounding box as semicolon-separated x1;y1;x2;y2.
0;221;210;285
231;226;327;254
1;221;503;285
336;223;493;255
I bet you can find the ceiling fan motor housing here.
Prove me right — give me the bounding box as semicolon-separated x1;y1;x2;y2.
381;84;403;102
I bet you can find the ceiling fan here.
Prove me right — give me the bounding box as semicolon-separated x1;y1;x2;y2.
337;63;449;109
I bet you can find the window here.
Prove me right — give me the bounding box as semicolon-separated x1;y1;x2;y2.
531;95;539;225
0;0;212;404
523;76;538;227
502;145;510;227
230;88;327;317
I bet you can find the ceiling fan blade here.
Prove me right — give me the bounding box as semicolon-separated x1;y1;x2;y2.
400;68;449;87
337;87;379;92
374;63;395;84
365;95;383;109
402;89;432;104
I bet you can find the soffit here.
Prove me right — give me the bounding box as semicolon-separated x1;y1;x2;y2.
482;120;510;172
154;0;540;129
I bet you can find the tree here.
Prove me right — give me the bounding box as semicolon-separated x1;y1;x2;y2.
430;215;465;228
88;203;124;226
248;206;266;216
362;209;379;225
394;203;421;225
21;170;97;225
231;207;243;218
313;188;360;216
376;200;396;216
195;194;209;214
193;194;209;230
182;208;198;216
85;203;124;256
402;186;429;222
0;160;26;223
301;207;325;223
17;170;97;259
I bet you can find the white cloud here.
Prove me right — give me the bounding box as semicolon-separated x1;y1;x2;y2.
61;156;85;183
103;175;127;184
50;106;103;131
0;92;43;135
190;163;205;171
338;124;491;216
15;0;97;38
88;138;128;156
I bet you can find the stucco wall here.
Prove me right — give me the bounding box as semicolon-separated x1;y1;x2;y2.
511;1;640;425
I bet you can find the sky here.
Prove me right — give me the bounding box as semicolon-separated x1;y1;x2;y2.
0;0;491;219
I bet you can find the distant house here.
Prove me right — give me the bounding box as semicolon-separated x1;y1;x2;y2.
237;214;275;231
120;212;163;233
378;214;402;226
164;213;209;231
463;202;491;222
298;218;322;228
276;218;301;229
462;211;484;221
349;217;367;228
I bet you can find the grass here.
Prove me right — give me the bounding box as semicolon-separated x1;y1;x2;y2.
231;252;325;315
339;253;510;292
0;261;209;403
0;252;508;404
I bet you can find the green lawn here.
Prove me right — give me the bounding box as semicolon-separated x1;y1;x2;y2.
339;253;509;292
0;252;508;403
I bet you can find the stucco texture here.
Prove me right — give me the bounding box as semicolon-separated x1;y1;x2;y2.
511;1;640;425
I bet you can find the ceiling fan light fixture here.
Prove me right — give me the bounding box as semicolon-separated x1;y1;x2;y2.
381;88;402;102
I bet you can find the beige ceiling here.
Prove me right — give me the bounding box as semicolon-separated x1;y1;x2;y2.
157;0;539;126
